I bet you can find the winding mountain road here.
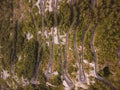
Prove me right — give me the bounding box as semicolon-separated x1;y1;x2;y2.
55;0;63;76
30;0;45;84
80;22;91;82
63;0;74;88
45;0;55;79
90;24;117;90
74;22;91;83
10;0;21;74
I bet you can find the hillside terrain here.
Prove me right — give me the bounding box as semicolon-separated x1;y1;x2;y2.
0;0;120;90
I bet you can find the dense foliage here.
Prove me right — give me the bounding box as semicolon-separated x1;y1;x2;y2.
0;0;120;90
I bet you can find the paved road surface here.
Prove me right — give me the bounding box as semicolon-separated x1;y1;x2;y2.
45;0;55;79
31;0;45;84
63;0;74;88
90;24;117;90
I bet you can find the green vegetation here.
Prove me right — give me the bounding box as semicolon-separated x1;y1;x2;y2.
0;0;119;90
